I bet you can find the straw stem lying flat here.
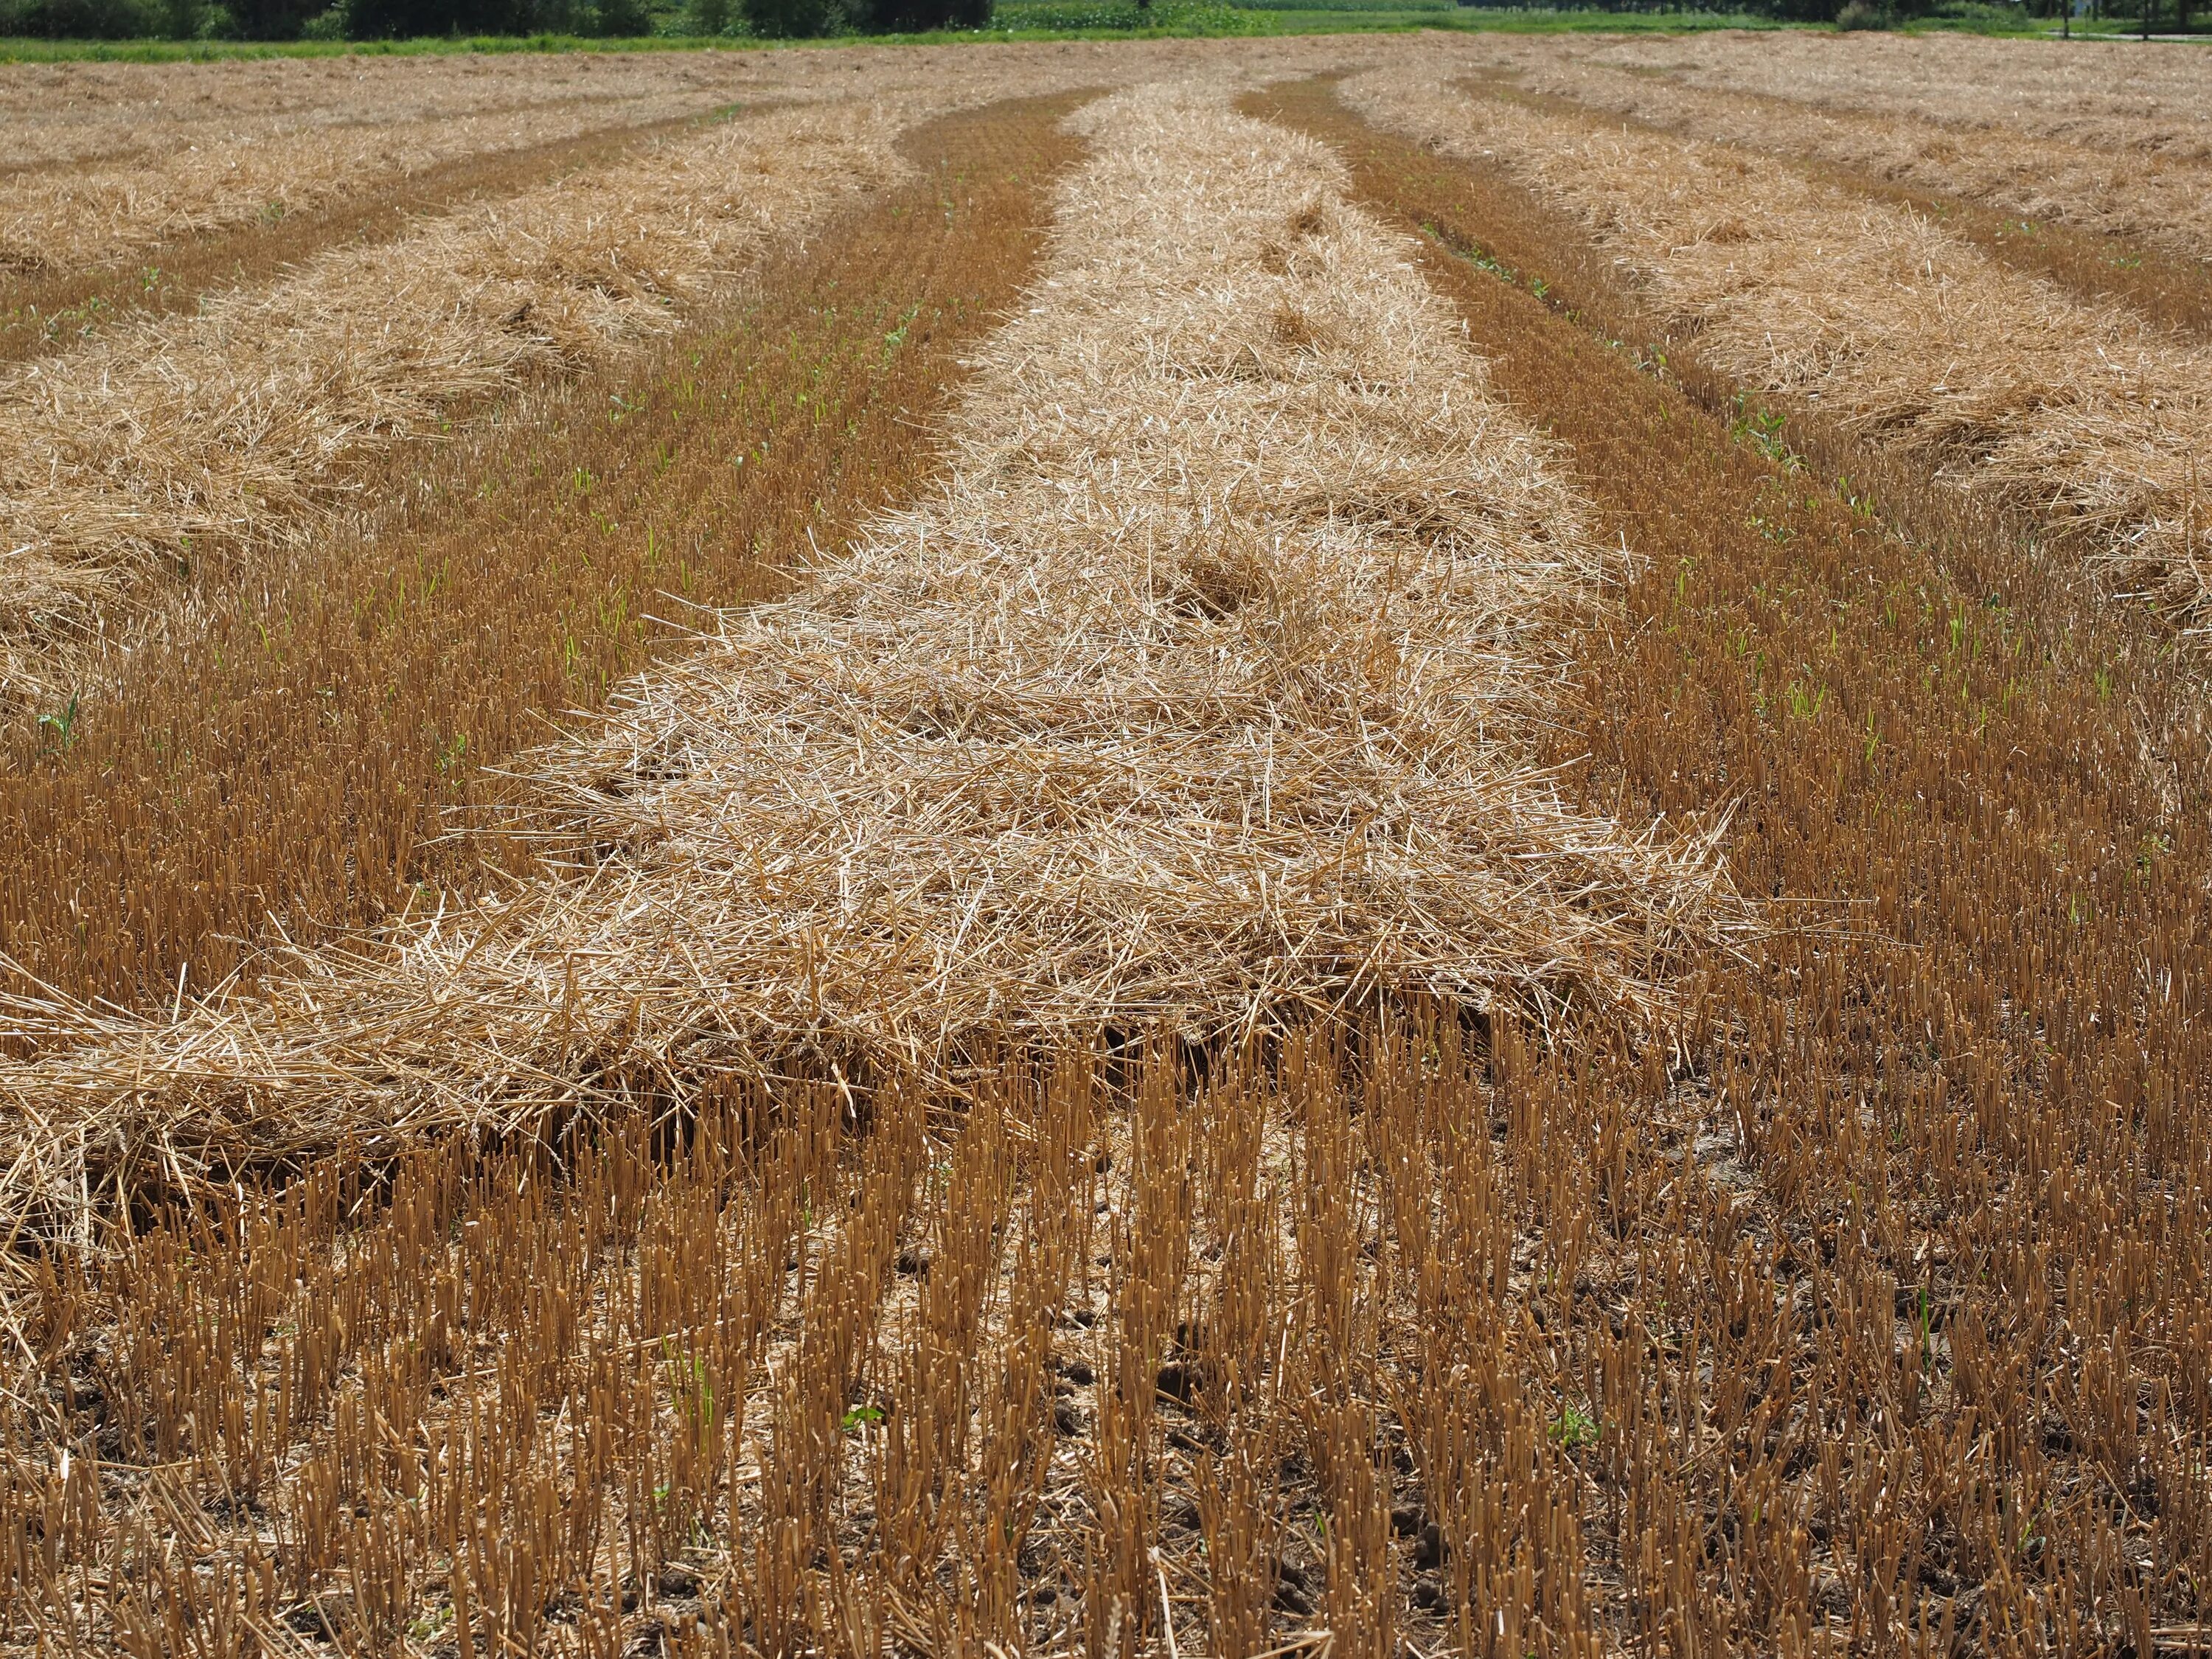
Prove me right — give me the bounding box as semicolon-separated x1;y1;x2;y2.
1459;31;2212;268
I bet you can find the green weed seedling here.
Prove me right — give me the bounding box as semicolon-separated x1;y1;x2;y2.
37;695;80;754
1549;1400;1601;1450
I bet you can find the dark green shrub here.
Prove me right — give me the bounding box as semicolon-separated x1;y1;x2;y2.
0;0;155;35
847;0;987;26
739;0;837;33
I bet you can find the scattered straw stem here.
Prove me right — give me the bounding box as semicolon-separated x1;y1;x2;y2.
1346;66;2212;627
0;78;1737;1242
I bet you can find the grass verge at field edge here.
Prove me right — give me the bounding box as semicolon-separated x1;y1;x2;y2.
1250;74;2212;1644
1462;68;2212;340
0;100;762;366
0;89;1093;1014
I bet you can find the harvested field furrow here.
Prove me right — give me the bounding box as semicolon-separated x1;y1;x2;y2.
0;79;1727;1250
1255;74;2212;1646
0;89;1091;1014
1344;66;2212;627
0;97;925;710
0;102;758;367
1461;63;2212;338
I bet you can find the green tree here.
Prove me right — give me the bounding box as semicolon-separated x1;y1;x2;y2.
845;0;986;27
739;0;836;32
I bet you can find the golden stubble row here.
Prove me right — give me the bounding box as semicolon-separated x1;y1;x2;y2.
12;64;2212;1652
0;38;1204;280
1253;72;2212;1649
0;35;1436;717
0;88;1095;1152
0;36;1419;280
1582;27;2212;161
1;1022;1615;1658
2;79;743;280
0;75;1745;1658
0;49;776;169
0;45;1411;1018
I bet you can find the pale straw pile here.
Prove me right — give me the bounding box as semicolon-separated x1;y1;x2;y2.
0;49;765;170
0;80;1731;1241
0;44;1112;277
1351;68;2212;622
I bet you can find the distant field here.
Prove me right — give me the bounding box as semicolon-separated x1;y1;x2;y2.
0;4;1810;56
4;29;2212;1658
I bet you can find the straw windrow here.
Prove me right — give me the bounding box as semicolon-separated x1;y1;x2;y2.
1456;32;2212;271
1;87;748;282
1349;66;2212;625
13;48;2212;1650
0;79;1733;1238
0;92;936;709
0;43;1377;712
1587;29;2212;170
0;50;768;170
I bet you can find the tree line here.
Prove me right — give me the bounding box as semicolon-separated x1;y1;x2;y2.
0;0;986;39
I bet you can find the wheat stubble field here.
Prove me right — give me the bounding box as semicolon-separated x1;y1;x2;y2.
4;26;2212;1657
